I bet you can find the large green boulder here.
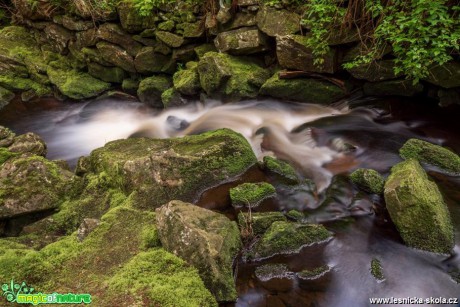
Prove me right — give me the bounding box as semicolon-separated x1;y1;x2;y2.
260;72;346;103
134;47;171;74
214;27;269;55
399;138;460;175
86;128;257;208
384;159;454;254
156;200;242;302
137;75;172;107
173;65;201;96
0;154;76;219
350;168;385;194
156;31;184;48
118;2;157;33
197;52;271;100
252;221;332;259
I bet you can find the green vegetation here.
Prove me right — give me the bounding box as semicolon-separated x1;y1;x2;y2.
237;211;286;236
370;258;384;281
263;156;299;184
299;0;459;82
297;265;330;280
230;182;276;208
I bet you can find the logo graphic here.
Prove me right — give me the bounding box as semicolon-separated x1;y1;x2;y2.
1;279;91;305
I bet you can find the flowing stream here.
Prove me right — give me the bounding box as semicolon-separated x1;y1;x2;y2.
1;96;460;306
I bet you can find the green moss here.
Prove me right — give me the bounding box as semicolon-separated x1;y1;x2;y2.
173;67;201;96
263;156;299;184
384;159;454;254
155;31;184;48
297;265;330;280
237;211;286;236
0;86;14;108
47;64;111;99
400;138;460;175
230;182;276;208
252;221;332;259
194;44;217;59
161;87;182;108
350;168;385;194
107;249;217;306
0;148;17;164
0;74;51;96
137;75;172;107
370;258;384;281
260;72;345;103
158;20;175;31
286;209;304;221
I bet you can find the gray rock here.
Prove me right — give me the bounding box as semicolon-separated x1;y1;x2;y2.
215;27;269;55
61;15;94;31
44;24;73;54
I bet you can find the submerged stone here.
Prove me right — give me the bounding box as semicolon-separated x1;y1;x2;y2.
399;138;460;175
260;72;346;103
384;159;454;254
230;182;276;208
87;128;257;208
297;265;330;280
252;221;332;259
350;168;385;194
156;200;242;302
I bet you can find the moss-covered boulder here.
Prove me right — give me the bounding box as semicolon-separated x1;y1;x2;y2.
0;126;15;147
238;211;286;236
255;263;294;282
137;75;172;107
399;138;460;175
384;159;454;254
350;168;385;194
44;24;73;54
173;65;201;96
96;42;136;73
260;72;346;103
87;63;126;84
156;200;242;302
86;128;257;208
252;221;332;259
0;86;14;109
256;6;300;37
230;182;276;208
161;87;183;107
156;31;184;48
8;132;47;157
197;52;271;100
346;60;403;82
214;27;269;55
97;23;142;56
118;2;157;33
47;64;111;100
297;265;331;280
134;47;171;74
370;258;384;281
276;35;336;74
262;156;299;184
0;205;216;306
0;155;76;219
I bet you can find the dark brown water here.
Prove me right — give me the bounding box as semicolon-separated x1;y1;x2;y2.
1;96;460;306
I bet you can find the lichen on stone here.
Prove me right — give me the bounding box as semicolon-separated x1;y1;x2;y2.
296;265;331;280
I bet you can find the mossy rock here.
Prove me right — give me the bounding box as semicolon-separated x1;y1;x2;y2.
173;66;201;96
156;200;242;302
255;263;294;282
370;258;384;281
230;182;276;208
399;138;460;175
96;42;136;73
286;209;304;221
8;132;47;157
47;63;111;99
0;86;14;109
0;205;215;306
88;63;126;84
237;211;286;236
260;72;346;103
297;265;330;280
384;159;454;254
350;168;385;194
252;221;332;259
0;126;15;147
197;52;271;100
262;156;299;184
121;78;140;96
0;154;76;220
161;87;183;108
87;128;257;209
0;147;18;165
156;31;184;48
137;75;172;107
134;46;171;74
118;2;157;33
256;5;300;37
